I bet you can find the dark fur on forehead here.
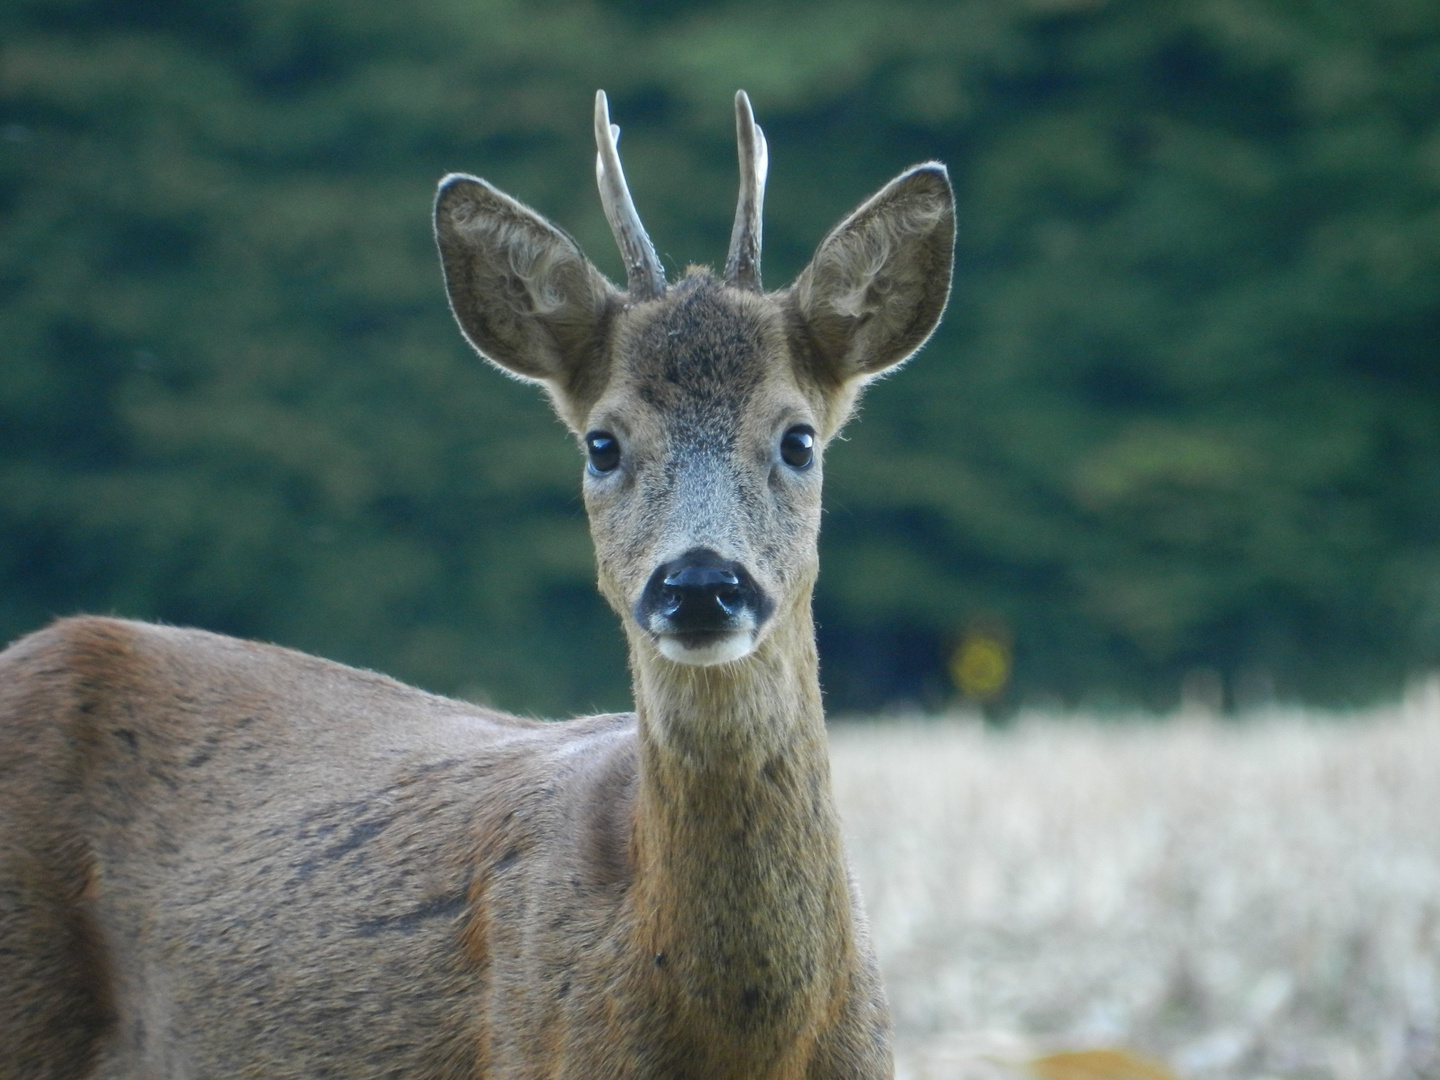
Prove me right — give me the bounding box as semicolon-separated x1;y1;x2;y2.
622;270;770;415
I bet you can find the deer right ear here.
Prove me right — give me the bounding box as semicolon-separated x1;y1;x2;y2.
789;163;955;385
435;174;617;393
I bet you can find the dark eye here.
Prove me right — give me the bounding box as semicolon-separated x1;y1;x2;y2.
779;426;815;470
585;431;621;475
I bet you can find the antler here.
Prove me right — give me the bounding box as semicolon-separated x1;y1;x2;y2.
594;90;666;301
723;90;768;292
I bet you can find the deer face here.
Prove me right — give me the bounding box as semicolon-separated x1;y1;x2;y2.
580;277;823;665
434;92;954;669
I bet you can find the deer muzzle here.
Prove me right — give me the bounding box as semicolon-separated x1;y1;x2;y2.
635;548;773;665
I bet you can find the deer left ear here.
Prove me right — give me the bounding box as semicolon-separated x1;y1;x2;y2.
789;163;955;383
435;174;618;410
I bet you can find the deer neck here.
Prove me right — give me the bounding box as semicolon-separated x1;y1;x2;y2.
624;605;854;1056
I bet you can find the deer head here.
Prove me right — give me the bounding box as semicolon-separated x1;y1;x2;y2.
435;91;954;672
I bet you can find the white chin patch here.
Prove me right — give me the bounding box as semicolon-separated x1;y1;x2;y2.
657;631;756;666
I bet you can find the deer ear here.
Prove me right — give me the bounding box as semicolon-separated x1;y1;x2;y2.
435;174;617;391
789;164;954;383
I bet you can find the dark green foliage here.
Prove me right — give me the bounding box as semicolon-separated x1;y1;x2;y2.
2;0;1438;713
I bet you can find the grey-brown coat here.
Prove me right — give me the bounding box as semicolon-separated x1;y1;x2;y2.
0;91;954;1079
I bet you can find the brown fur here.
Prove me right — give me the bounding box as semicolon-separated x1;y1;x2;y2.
0;103;953;1078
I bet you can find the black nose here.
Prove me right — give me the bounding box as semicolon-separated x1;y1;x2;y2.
635;548;769;637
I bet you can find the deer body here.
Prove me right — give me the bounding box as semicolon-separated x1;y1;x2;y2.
0;92;953;1079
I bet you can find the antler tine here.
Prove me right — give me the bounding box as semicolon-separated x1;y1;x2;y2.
723;89;768;292
594;90;666;301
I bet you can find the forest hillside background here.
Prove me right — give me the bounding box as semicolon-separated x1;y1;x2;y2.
3;0;1439;716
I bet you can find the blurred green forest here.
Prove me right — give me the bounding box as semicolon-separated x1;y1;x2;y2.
2;0;1439;715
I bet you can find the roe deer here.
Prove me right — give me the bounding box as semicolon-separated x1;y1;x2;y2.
0;91;953;1079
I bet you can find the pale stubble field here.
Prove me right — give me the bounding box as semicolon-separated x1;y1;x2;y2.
829;686;1440;1080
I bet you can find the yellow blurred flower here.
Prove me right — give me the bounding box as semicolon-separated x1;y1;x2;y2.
950;628;1011;701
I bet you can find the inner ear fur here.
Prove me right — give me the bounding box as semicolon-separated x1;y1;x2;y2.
434;174;617;415
788;163;955;384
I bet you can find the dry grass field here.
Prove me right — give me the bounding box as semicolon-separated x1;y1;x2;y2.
829;685;1440;1080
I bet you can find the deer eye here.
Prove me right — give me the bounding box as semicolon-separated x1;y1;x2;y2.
585;432;621;475
779;426;815;470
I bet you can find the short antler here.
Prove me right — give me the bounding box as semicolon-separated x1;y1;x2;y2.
594;90;666;301
723;90;768;292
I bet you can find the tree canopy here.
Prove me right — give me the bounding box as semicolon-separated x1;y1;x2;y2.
3;0;1439;714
